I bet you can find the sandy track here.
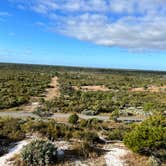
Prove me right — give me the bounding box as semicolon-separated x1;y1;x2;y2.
0;112;110;121
45;76;60;100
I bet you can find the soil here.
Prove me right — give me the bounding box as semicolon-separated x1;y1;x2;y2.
130;85;166;92
73;85;110;92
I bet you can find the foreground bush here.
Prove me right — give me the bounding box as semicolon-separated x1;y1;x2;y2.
123;115;166;155
21;140;57;166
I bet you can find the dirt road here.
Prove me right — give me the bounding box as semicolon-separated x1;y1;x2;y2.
0;111;110;121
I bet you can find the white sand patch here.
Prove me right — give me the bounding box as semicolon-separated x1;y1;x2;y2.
104;144;129;166
0;140;30;166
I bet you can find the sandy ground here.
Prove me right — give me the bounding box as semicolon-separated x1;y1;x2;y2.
130;85;166;92
0;140;30;166
73;85;110;92
45;76;60;100
104;143;129;166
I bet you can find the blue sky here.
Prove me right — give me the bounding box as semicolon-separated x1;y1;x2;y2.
0;0;166;71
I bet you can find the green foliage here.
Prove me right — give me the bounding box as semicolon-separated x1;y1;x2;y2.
68;113;79;124
123;115;166;155
21;139;57;166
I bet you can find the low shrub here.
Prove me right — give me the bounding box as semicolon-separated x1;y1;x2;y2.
21;139;57;166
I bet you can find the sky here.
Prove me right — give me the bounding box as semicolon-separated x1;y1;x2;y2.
0;0;166;71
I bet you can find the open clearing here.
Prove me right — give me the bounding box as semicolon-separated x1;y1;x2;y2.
45;76;60;100
104;143;129;166
73;85;110;92
130;85;166;92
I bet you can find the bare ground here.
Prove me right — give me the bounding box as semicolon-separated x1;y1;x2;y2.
130;85;166;92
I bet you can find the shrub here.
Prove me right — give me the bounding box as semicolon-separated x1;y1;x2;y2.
68;113;79;124
21;139;57;166
123;115;166;155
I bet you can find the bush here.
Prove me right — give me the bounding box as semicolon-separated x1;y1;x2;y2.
21;140;57;166
123;115;166;155
68;113;79;124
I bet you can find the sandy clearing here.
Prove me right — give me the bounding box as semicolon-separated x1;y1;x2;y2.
45;76;60;100
130;85;166;92
0;140;30;166
73;85;110;92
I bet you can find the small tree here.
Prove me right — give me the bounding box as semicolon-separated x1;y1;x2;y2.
68;113;79;124
21;139;57;166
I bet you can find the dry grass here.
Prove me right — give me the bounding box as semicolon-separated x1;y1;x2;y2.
121;152;150;166
8;154;24;166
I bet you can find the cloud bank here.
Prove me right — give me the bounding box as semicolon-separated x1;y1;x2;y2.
9;0;166;51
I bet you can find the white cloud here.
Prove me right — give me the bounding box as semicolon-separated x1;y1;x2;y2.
8;0;166;51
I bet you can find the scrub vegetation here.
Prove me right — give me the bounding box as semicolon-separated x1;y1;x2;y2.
0;63;166;165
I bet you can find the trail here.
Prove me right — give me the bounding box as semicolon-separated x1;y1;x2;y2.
0;140;30;166
0;111;110;121
104;143;129;166
45;76;60;100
